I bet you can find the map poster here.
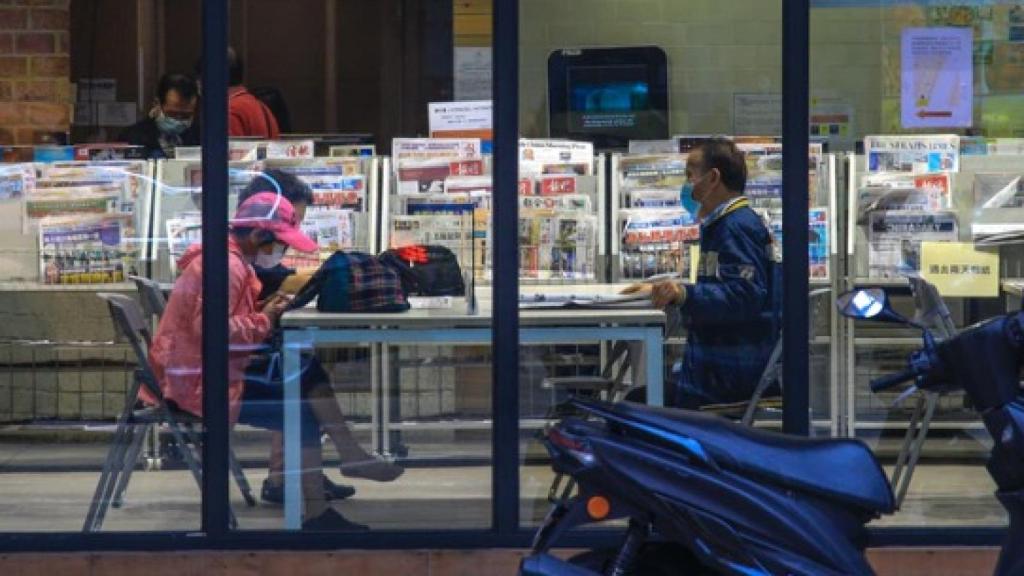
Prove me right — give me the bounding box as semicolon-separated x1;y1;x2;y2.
901;27;973;129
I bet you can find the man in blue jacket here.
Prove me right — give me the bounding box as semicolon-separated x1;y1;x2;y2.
628;138;778;409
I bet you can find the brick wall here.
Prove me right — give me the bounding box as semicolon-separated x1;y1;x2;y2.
0;0;71;145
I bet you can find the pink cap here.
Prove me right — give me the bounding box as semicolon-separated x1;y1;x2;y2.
231;192;316;253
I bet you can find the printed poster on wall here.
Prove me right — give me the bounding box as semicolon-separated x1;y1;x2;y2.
901;27;973;129
733;93;782;137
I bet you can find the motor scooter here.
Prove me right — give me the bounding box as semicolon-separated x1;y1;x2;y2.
520;285;1024;575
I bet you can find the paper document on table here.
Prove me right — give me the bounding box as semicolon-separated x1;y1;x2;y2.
518;292;652;309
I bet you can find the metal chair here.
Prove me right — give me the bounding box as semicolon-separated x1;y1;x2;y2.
129;275;167;319
83;293;255;532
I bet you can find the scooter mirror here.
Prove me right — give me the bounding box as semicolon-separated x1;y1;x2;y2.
836;288;909;324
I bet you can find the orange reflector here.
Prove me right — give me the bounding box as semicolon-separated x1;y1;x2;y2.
586;496;610;520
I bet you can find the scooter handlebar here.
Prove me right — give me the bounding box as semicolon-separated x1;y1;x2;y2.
870;368;918;393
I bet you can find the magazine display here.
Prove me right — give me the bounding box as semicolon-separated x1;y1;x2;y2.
761;207;830;280
165;213;202;269
519;139;594;176
0;164;29;200
868;211;958;279
392;138;483;194
284;209;355;268
614;153;696;280
516;213;597;281
39;216;128;285
857;135;960;278
971;173;1024;244
386;138;600;283
619;209;699;280
864;135;960;174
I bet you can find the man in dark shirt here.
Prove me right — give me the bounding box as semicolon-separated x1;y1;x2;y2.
118;73;200;158
628;138;779;409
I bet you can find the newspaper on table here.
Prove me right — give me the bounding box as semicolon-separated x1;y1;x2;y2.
39;216;129;284
864;135;960;173
519;139;594;176
867;210;958;279
518;291;651;309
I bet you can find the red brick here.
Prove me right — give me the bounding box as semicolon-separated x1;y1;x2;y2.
28;54;63;75
15;0;66;7
0;101;23;123
28;8;64;30
0;127;14;144
0;55;26;76
0;80;11;100
54;28;65;52
24;100;66;124
14;32;53;53
0;33;12;53
0;8;27;29
16;125;64;144
13;78;55;100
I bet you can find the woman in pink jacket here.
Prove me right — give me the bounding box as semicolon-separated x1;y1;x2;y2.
150;192;401;531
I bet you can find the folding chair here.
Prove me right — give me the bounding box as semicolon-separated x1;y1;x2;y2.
83;293;255;533
129;275;167;319
127;275;167;470
541;308;684;414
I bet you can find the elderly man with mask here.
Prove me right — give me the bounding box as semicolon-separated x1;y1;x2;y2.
625;138;779;409
119;73;200;158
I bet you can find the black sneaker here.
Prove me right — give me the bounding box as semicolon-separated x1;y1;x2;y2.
323;476;356;500
301;507;369;532
261;476;356;505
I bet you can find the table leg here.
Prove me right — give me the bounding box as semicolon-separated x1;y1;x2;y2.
283;333;304;530
645;327;664;406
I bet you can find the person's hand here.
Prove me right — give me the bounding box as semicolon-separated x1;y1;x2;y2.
261;293;291;324
651;281;686;309
621;283;652;297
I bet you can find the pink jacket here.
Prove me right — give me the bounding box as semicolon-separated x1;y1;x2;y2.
148;238;272;422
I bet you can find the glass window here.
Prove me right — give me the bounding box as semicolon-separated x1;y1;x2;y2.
0;1;200;532
812;0;1019;529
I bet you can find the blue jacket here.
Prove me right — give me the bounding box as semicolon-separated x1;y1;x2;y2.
675;200;779;408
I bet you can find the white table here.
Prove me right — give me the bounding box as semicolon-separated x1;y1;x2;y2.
279;303;666;529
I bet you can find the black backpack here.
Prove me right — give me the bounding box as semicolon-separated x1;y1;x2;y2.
249;86;292;133
378;245;465;297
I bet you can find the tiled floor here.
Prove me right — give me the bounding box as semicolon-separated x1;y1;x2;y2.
0;458;1005;532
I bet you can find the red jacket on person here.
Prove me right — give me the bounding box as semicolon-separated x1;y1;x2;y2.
228;86;280;138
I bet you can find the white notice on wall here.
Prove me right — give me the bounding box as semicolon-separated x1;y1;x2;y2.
97;102;138;127
454;47;492;101
901;27;973;129
428;100;492;138
733;93;781;137
77;78;117;102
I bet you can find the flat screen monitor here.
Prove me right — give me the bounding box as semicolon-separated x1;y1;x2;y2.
548;46;668;150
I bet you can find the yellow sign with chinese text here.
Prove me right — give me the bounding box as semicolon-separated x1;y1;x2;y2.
920;242;1000;297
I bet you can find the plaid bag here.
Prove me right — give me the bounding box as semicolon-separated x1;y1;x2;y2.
290;251;409;313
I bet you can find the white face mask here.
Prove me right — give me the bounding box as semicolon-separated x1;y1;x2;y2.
254;243;287;269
